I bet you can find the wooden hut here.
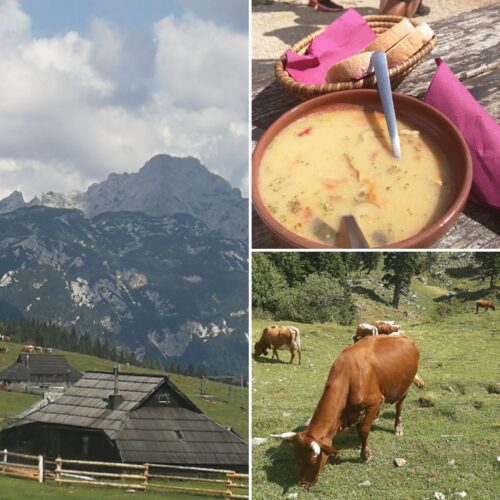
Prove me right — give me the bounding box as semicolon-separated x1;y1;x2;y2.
0;370;248;471
0;354;81;388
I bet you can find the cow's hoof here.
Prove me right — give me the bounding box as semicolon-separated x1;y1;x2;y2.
360;449;371;463
395;426;403;436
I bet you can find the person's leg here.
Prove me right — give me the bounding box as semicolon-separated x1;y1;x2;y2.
379;0;421;17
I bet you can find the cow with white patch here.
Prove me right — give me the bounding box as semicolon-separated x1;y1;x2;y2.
352;323;378;343
254;325;302;365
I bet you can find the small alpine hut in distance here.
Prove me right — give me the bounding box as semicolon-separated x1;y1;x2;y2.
0;354;81;389
0;368;248;472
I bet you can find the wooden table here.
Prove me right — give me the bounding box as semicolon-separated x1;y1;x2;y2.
252;4;500;249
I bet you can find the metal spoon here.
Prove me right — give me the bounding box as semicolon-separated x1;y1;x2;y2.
372;51;401;159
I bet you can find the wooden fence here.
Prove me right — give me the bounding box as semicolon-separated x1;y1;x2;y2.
0;449;44;483
0;453;249;498
147;463;249;499
54;457;149;491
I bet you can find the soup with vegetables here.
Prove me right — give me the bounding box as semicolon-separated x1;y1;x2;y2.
257;107;453;247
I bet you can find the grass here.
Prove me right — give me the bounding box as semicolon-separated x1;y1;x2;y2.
0;475;230;499
0;343;248;441
252;308;500;499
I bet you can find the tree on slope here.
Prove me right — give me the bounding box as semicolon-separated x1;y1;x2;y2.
252;253;287;314
383;253;424;309
475;252;500;289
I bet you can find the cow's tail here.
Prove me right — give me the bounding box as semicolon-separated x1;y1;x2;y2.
289;326;301;350
413;373;425;389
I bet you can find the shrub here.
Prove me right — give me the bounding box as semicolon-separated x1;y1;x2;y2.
274;272;355;325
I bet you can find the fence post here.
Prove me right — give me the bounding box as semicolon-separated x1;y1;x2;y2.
2;449;6;474
55;457;61;484
143;463;149;491
37;455;44;483
225;472;232;498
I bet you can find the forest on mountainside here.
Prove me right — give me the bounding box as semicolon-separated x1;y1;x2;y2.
252;252;499;324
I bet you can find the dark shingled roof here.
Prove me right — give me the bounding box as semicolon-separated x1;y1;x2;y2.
15;372;165;438
116;407;248;465
10;371;248;466
0;354;81;382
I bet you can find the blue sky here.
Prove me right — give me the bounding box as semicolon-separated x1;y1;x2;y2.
21;0;248;36
0;0;249;200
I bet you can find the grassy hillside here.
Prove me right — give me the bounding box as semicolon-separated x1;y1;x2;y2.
0;344;248;441
252;304;499;498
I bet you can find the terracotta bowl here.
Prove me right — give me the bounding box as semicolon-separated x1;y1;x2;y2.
252;90;472;249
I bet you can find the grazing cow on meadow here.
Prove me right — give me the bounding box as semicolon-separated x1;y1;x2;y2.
272;334;421;486
0;335;11;342
0;347;8;353
371;321;400;335
254;325;302;365
41;347;53;353
352;323;378;343
475;300;495;313
21;345;34;353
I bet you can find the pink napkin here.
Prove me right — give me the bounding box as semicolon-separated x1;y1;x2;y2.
285;9;376;85
425;58;500;211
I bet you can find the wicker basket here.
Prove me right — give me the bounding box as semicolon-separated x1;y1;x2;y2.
275;15;437;100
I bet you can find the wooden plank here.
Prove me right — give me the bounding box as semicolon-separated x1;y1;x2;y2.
149;462;235;474
0;469;39;481
148;473;227;484
397;4;500;98
55;478;145;490
60;468;146;480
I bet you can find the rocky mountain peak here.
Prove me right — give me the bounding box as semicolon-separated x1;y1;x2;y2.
0;190;25;213
0;154;247;240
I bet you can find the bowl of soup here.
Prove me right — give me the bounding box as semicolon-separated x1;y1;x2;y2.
252;90;472;248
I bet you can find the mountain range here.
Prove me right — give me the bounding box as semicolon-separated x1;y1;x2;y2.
0;155;248;376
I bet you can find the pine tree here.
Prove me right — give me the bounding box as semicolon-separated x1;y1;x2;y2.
383;253;423;309
475;253;500;289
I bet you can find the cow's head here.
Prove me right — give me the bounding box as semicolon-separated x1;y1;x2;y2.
271;431;336;486
254;341;268;358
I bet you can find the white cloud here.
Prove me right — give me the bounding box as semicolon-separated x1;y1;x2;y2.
0;1;248;201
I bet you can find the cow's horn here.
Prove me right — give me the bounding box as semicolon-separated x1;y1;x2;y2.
310;441;321;458
270;432;296;440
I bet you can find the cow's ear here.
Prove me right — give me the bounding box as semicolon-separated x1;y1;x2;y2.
270;432;296;443
320;443;337;456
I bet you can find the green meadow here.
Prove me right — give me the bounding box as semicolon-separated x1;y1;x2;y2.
252;298;499;498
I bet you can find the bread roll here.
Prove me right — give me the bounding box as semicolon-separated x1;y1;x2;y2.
363;18;414;53
326;52;375;83
386;23;434;65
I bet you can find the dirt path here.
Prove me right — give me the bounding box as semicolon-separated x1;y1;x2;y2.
253;0;499;59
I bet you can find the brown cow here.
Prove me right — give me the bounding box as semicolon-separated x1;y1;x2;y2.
0;335;11;342
476;300;495;313
272;334;421;486
21;345;34;353
0;347;8;353
254;325;302;365
371;321;400;335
